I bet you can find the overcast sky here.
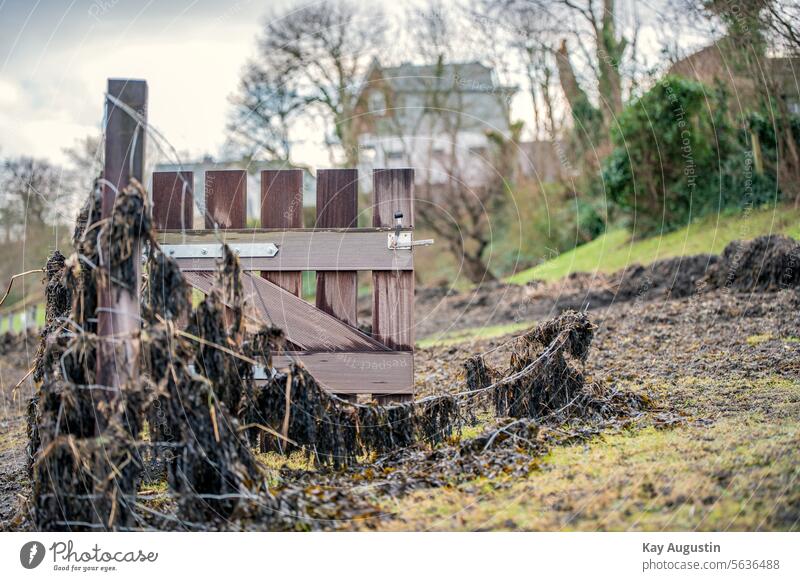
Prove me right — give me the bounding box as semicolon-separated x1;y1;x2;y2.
0;0;274;166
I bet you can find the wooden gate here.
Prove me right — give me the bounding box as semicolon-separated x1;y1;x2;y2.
151;167;422;402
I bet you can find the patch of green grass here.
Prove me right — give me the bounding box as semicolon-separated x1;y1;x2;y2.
508;203;800;285
747;334;774;346
417;320;534;349
4;303;46;333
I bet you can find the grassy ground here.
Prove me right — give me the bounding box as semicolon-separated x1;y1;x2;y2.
375;375;800;531
508;203;800;285
417;320;533;349
4;305;46;332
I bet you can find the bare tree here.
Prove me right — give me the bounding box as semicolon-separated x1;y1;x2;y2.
0;156;65;238
228;63;304;162
236;0;385;167
62;135;103;211
472;0;564;141
478;0;637;147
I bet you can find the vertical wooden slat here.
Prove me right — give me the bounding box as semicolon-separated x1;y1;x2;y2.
315;169;358;327
372;168;415;403
204;169;247;333
152;171;194;230
204;170;246;229
316;169;359;402
261;169;303;296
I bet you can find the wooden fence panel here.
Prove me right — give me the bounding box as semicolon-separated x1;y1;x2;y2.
315;169;358;328
152;171;194;230
372;168;415;402
260;169;303;295
204;170;246;229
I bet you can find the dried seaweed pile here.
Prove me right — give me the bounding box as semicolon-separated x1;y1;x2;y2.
22;177;653;532
32;251;70;382
493;311;594;419
251;364;460;468
29;181;140;530
279;417;592;512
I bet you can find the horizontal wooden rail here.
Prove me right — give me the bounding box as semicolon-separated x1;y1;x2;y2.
157;228;414;271
269;351;414;394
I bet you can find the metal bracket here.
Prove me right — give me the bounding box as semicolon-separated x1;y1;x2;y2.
160;242;279;259
387;232;434;250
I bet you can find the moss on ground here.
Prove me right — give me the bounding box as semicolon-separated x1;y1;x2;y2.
372;376;800;531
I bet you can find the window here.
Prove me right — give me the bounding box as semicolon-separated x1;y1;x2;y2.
369;91;386;114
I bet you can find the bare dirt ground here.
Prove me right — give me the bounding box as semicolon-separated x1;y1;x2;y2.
398;288;800;530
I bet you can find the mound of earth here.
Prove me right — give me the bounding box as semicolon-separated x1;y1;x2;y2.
412;235;800;339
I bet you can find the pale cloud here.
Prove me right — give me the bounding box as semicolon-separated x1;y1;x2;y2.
0;0;264;165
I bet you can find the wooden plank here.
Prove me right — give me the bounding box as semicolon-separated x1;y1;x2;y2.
182;271;389;352
315;169;358;328
260;169;304;295
96;79;147;398
162;229;413;271
204;169;246;229
270;351;414;394
373;167;415;230
372;168;415;403
152;171;193;230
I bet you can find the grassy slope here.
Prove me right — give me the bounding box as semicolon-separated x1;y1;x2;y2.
508;204;800;285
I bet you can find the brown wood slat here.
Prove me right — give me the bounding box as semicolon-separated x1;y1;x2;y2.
372;169;415;402
182;271;388;352
261;169;303;295
163;229;413;271
315;169;358;328
204;169;246;229
270;352;414;394
152;171;193;230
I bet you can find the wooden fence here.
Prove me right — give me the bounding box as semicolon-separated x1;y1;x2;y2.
151;166;420;402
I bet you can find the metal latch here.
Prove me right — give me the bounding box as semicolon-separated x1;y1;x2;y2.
160;242;279;259
387;211;434;250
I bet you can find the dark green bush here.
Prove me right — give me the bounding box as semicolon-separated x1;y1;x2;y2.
601;76;800;236
602;76;732;235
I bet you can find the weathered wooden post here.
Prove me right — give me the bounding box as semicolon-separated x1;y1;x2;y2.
96;79;147;398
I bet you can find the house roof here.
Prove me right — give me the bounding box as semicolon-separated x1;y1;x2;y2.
366;60;515;95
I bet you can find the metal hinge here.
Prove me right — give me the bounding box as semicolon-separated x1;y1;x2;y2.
387;231;434;250
388;210;434;250
159;242;279;259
